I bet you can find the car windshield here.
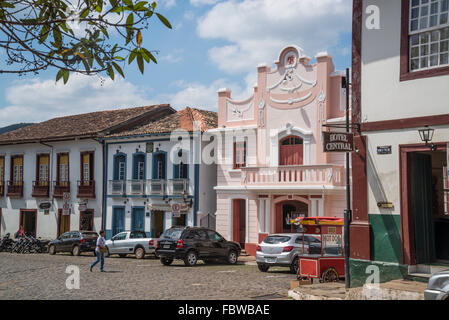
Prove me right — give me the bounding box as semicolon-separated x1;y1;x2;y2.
81;232;98;238
161;228;184;240
263;236;291;244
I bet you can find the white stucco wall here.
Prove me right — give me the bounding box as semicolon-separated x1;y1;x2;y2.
361;0;449;123
0;139;103;239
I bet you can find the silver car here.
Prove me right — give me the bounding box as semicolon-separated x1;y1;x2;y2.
256;233;321;274
424;270;449;300
105;231;158;259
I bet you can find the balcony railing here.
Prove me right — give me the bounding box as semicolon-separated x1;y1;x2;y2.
53;181;70;198
77;180;95;198
32;180;50;197
6;180;23;197
168;179;189;195
241;165;345;187
109;180;126;195
127;180;146;195
147;179;166;196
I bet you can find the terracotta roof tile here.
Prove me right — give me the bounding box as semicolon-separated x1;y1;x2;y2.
107;107;218;137
0;104;174;144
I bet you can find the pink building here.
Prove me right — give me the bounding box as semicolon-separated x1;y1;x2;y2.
210;45;349;256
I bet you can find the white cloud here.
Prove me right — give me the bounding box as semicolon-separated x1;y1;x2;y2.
161;0;177;9
190;0;220;6
162;79;250;111
197;0;352;74
160;49;185;63
0;74;155;127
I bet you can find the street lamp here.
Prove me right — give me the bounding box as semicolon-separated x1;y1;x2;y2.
418;125;437;151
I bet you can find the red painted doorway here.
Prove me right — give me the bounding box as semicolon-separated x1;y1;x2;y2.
232;199;246;247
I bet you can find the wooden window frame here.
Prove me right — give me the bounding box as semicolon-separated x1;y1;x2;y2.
56;153;70;185
401;0;449;81
80;151;94;182
233;140;247;169
10;155;24;185
36;154;50;184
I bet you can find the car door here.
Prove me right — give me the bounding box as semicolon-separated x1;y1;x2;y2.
207;230;227;258
110;232;127;254
130;231;146;252
196;229;212;258
59;232;72;252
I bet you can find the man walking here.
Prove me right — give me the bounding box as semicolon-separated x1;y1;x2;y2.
90;230;106;272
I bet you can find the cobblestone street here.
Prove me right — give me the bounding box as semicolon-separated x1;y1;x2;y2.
0;252;295;300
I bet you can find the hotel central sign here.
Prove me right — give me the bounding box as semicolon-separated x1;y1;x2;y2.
322;132;354;152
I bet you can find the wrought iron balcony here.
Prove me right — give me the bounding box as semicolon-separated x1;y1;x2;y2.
6;180;23;197
77;180;95;199
32;180;50;197
53;181;70;198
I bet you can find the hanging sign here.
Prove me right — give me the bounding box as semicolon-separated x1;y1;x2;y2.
322;132;354;152
377;146;392;155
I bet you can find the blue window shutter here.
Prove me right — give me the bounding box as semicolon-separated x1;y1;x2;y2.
173;164;180;179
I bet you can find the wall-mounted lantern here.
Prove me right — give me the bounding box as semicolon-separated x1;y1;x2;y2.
418;125;437;151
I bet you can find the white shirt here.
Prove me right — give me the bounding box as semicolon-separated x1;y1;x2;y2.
96;236;105;252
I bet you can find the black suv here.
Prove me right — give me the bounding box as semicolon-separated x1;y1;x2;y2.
155;227;241;267
48;231;98;256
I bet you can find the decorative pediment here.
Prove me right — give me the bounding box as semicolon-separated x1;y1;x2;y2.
225;96;255;122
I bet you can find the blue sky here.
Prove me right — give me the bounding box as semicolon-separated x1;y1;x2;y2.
0;0;352;127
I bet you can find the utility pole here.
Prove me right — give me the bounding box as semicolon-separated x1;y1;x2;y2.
344;67;351;289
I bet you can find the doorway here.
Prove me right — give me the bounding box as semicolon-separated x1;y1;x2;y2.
19;210;37;237
232;199;246;247
172;213;187;228
80;210;94;231
112;207;125;237
402;145;449;265
151;211;164;238
57;210;71;237
275;201;308;233
131;207;145;232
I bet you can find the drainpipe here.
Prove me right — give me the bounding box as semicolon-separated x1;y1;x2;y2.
93;138;106;232
344;68;352;289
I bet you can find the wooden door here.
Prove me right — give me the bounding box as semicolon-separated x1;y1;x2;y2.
410;153;436;264
131;207;145;232
20;210;37;237
112;207;125;237
151;211;164;237
279;136;303;166
232;199;246;246
58;210;71;237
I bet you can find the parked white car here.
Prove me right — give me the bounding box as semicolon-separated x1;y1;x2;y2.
105;231;158;259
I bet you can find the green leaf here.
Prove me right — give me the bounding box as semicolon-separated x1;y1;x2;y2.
156;13;172;29
107;64;115;80
95;55;105;68
63;70;70;84
53;27;62;48
39;25;50;44
112;62;125;78
128;48;138;64
123;0;133;7
137;53;144;74
140;48;150;63
141;48;157;64
126;12;134;27
80;8;90;19
56;69;64;82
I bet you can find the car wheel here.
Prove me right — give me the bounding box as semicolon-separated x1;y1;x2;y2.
49;245;56;255
257;263;269;272
227;250;238;265
135;247;145;259
160;257;173;266
290;257;299;274
184;251;198;267
72;245;80;256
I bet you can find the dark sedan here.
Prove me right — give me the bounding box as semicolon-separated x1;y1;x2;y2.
155;226;241;267
48;231;98;256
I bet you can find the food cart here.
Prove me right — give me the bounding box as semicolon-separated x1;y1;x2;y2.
296;217;345;282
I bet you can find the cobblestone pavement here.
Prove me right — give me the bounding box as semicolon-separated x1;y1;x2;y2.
0;252;296;300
